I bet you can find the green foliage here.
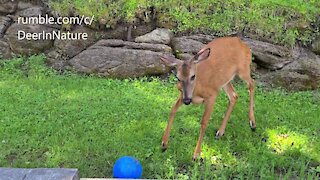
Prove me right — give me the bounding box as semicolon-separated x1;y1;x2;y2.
0;55;319;178
50;0;320;47
50;0;152;27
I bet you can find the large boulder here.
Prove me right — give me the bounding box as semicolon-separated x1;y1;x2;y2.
171;36;204;54
182;34;216;44
284;47;320;77
242;38;293;70
17;1;35;11
4;23;54;55
135;28;173;45
0;0;18;14
262;71;314;91
100;24;155;41
0;16;12;38
69;39;172;78
0;40;12;59
54;26;97;58
261;46;320;91
47;26;97;71
0;168;79;180
171;34;217;60
16;6;43;17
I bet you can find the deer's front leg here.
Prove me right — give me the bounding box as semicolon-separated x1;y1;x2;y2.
193;93;217;160
161;93;183;151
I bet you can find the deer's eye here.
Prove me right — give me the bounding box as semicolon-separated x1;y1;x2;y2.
190;75;196;81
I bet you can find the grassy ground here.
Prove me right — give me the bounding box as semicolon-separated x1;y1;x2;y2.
50;0;320;47
0;55;319;179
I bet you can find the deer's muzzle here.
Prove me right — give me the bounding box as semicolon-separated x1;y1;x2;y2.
183;98;192;105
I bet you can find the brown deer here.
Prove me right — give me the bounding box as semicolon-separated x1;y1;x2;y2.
160;37;256;160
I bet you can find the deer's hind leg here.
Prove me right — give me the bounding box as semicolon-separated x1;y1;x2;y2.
238;68;256;131
216;82;238;138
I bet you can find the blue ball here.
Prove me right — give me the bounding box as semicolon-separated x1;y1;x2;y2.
113;156;143;179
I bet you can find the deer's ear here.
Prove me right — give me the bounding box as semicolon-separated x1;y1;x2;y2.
193;48;210;63
160;55;182;67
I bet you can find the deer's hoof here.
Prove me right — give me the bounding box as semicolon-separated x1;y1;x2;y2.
249;120;256;131
215;130;224;139
161;141;168;152
192;152;201;161
192;157;204;163
192;155;198;161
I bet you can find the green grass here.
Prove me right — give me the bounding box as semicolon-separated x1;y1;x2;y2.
50;0;320;47
0;55;319;178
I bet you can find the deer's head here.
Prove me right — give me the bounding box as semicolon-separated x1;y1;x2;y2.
160;48;210;105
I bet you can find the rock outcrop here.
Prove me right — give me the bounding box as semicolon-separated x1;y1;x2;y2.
4;23;54;55
262;47;320;91
69;39;172;78
243;38;293;70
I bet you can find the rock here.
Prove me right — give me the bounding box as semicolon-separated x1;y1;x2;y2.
16;6;43;17
69;39;172;78
262;71;313;91
172;36;204;54
135;28;173;44
171;35;216;58
0;0;18;14
47;26;96;70
94;39;172;52
0;16;12;38
46;49;69;71
17;1;35;10
261;46;320;91
185;34;216;44
54;26;97;58
4;23;54;55
131;24;156;40
25;168;79;180
0;40;12;59
284;46;320;77
0;168;32;180
311;38;320;55
242;38;293;70
100;24;155;41
283;47;320;90
0;168;79;180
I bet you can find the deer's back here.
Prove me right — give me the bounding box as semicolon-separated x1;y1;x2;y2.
195;37;251;93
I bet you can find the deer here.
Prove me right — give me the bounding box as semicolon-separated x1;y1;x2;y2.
160;37;256;160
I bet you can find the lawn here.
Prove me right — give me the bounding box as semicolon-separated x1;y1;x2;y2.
0;55;319;179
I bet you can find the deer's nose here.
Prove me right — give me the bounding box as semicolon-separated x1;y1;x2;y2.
183;98;192;105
